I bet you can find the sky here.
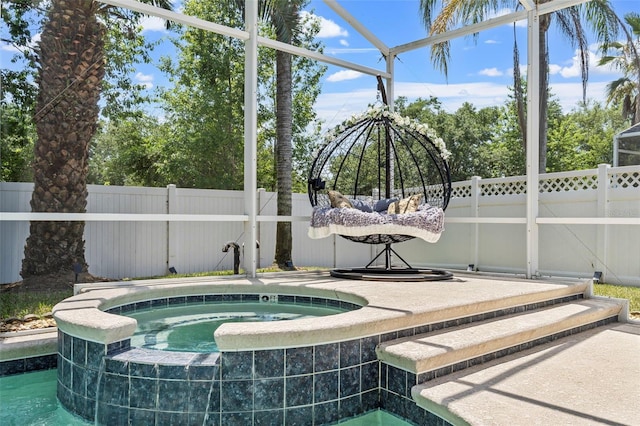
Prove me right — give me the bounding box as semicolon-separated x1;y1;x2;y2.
2;0;638;131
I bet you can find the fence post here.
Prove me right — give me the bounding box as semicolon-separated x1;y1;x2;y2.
596;164;610;282
167;184;178;274
470;176;481;271
257;188;265;269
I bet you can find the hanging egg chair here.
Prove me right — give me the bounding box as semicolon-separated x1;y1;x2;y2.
307;77;453;281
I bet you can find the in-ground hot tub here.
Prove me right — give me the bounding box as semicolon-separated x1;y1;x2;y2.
53;273;385;425
55;271;489;425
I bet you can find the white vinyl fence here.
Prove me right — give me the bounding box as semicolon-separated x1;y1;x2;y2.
1;164;639;285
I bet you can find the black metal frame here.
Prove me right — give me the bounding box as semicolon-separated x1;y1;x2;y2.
308;77;453;281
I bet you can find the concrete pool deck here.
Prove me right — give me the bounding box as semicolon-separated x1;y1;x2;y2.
2;271;639;425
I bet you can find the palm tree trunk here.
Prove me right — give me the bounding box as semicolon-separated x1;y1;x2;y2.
21;0;104;280
274;48;294;269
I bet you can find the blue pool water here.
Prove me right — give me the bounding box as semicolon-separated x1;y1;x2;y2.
0;370;410;425
127;302;347;352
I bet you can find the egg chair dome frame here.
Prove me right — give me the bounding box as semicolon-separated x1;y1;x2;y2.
307;77;453;281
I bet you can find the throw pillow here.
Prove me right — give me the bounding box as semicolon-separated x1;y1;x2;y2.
328;190;354;209
373;198;398;212
350;198;373;213
387;194;423;214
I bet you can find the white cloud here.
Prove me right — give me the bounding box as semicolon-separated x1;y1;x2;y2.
339;39;349;47
314;78;611;131
140;16;168;33
326;70;364;82
302;12;349;38
135;72;154;89
485;39;500;45
479;67;503;77
551;47;621;80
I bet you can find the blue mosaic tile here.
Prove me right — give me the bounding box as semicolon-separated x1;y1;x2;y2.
72;338;86;365
285;375;313;407
205;294;224;303
186;295;205;304
62;332;72;359
220;379;254;412
158;363;189;379
101;372;129;406
221;411;253;425
255;349;284;379
71;364;87;396
315;343;339;372
129;408;156;425
361;389;379;413
314;370;338;403
188;379;218;412
360;336;379;363
340;366;360;397
96;403;128;426
189;364;220;381
158;379;189;412
130;377;158;409
254;378;284;410
285;406;313;425
25;354;56;372
85;368;99;399
151;298;167;308
105;358;128;375
169;296;187;306
156;410;189;425
221;351;253;380
340;394;362;419
59;358;71;389
243;294;260;302
312;297;326;306
361;361;379;391
278;295;295;304
222;294;242;302
340;339;360;368
134;300;151;311
314;400;339;424
202;411;222;426
0;359;24;376
255;409;284;425
295;296;311;305
387;365;408;397
285;346;313;376
129;362;158;378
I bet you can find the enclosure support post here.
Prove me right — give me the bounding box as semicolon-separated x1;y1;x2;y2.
166;184;178;274
243;0;259;278
596;164;610;282
525;9;540;279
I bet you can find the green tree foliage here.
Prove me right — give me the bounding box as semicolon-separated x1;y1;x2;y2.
396;96;501;181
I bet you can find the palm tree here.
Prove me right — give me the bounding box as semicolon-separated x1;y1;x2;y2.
419;0;620;173
21;0;171;285
270;0;303;270
599;12;640;125
235;0;304;269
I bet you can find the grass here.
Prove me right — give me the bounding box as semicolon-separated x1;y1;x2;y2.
0;289;73;319
1;277;638;321
0;266;326;320
593;283;640;312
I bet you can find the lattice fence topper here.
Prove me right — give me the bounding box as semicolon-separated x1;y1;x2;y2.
481;179;527;196
451;184;472;199
540;174;598;192
611;170;640;188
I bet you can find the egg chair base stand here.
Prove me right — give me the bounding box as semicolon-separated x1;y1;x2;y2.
329;243;453;282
